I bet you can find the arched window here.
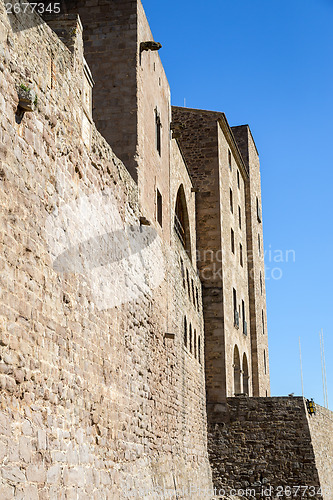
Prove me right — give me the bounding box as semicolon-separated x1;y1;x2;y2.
189;324;193;354
194;329;197;359
242;353;249;396
233;346;241;395
184;317;187;348
174;185;191;259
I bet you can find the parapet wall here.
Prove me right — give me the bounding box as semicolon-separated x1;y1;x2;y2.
207;397;332;499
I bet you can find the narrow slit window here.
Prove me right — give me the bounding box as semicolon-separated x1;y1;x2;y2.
198;336;201;364
240;243;243;267
238;206;241;229
230;189;233;213
260;271;263;295
228;149;232;170
156;189;162;227
155;109;161;155
194;330;197;359
184;317;187;347
189;324;193;354
262;310;265;335
186;269;191;299
231;228;235;254
237;170;240;188
258;234;261;255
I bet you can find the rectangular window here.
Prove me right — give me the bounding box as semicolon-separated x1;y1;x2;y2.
242;300;246;333
237;170;240;188
231;228;235;254
228;149;232;170
156;189;162;226
240;243;243;267
155;109;161;156
238;206;241;229
233;288;239;328
230;188;233;213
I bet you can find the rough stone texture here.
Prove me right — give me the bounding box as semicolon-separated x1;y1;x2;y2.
1;1;333;499
307;404;333;499
0;2;212;498
208;397;326;499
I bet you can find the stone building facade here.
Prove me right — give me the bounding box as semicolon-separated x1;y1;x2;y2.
0;1;332;499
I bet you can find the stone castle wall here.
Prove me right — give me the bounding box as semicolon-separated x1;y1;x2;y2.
0;4;212;498
207;397;330;499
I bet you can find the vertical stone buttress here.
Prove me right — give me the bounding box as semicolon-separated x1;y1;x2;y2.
63;0;139;180
232;125;270;396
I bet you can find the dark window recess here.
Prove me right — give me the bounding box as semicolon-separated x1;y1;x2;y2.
191;279;195;306
174;185;191;259
198;336;201;364
184;317;187;347
260;272;263;295
262;310;265;335
237;170;240;188
155;109;162;155
196;287;199;311
194;330;197;359
257;197;262;223
233;288;239;328
189;324;193;353
238;206;242;229
258;234;261;255
242;300;247;335
156;189;162;227
228;149;232;170
231;228;235;254
180;259;185;289
240;243;243;267
230;189;233;213
186;269;191;299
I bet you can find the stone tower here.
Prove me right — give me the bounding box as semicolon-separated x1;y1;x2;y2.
172;107;270;404
64;0;171;237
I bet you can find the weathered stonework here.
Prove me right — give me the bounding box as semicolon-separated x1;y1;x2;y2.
208;397;331;499
1;1;333;499
0;2;211;498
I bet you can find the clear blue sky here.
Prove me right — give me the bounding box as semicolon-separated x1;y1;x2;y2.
143;0;333;408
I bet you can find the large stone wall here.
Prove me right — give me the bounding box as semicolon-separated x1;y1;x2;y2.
208;397;327;499
0;4;212;498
